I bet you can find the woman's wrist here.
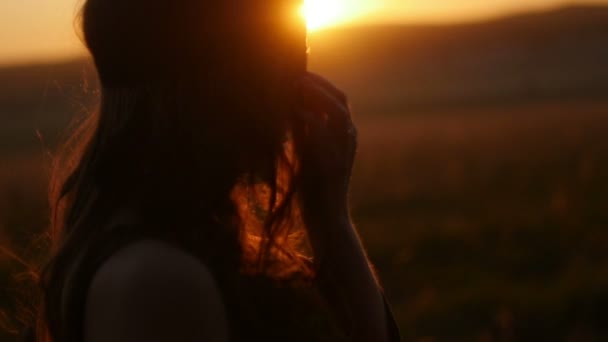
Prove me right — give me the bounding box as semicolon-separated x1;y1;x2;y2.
303;207;352;241
308;215;361;268
300;191;350;221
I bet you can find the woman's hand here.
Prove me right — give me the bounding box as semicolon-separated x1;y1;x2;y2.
292;74;394;341
293;73;358;224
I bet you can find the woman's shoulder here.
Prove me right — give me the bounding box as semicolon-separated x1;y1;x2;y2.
89;239;214;289
84;239;229;342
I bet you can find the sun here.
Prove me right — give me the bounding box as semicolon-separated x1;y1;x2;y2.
301;0;343;31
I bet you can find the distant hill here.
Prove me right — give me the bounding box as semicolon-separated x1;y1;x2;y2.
1;5;607;152
308;5;608;113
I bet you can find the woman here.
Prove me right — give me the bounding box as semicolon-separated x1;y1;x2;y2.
26;0;401;341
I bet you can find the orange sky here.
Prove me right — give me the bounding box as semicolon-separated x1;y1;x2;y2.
0;0;606;66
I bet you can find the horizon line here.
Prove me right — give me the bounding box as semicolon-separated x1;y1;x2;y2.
0;3;605;69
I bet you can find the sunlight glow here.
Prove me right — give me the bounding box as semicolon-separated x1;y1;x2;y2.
301;0;344;31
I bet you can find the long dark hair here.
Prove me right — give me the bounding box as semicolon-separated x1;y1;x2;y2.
32;0;310;341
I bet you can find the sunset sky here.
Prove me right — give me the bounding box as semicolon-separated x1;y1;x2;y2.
0;0;606;66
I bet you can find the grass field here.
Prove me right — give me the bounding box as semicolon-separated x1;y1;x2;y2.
2;100;608;341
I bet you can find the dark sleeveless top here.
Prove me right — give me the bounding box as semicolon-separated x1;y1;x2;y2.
24;218;401;341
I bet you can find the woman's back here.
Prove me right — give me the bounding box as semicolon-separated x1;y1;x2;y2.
55;207;346;342
77;237;348;342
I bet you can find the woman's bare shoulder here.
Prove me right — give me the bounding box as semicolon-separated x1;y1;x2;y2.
84;239;229;342
89;239;213;286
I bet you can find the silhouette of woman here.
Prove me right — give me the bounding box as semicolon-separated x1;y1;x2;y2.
25;0;400;341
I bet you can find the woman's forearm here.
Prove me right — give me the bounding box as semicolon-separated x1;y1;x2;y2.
314;217;390;342
294;73;391;340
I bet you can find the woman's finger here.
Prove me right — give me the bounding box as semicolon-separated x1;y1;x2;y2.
298;78;351;126
304;73;348;104
299;81;354;139
293;109;326;131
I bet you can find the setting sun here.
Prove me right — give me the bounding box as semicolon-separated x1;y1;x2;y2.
301;0;344;31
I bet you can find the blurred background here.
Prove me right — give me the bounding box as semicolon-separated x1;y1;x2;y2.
2;0;608;341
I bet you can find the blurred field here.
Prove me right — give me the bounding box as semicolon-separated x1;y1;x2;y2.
2;5;608;341
353;103;608;340
2;101;608;341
